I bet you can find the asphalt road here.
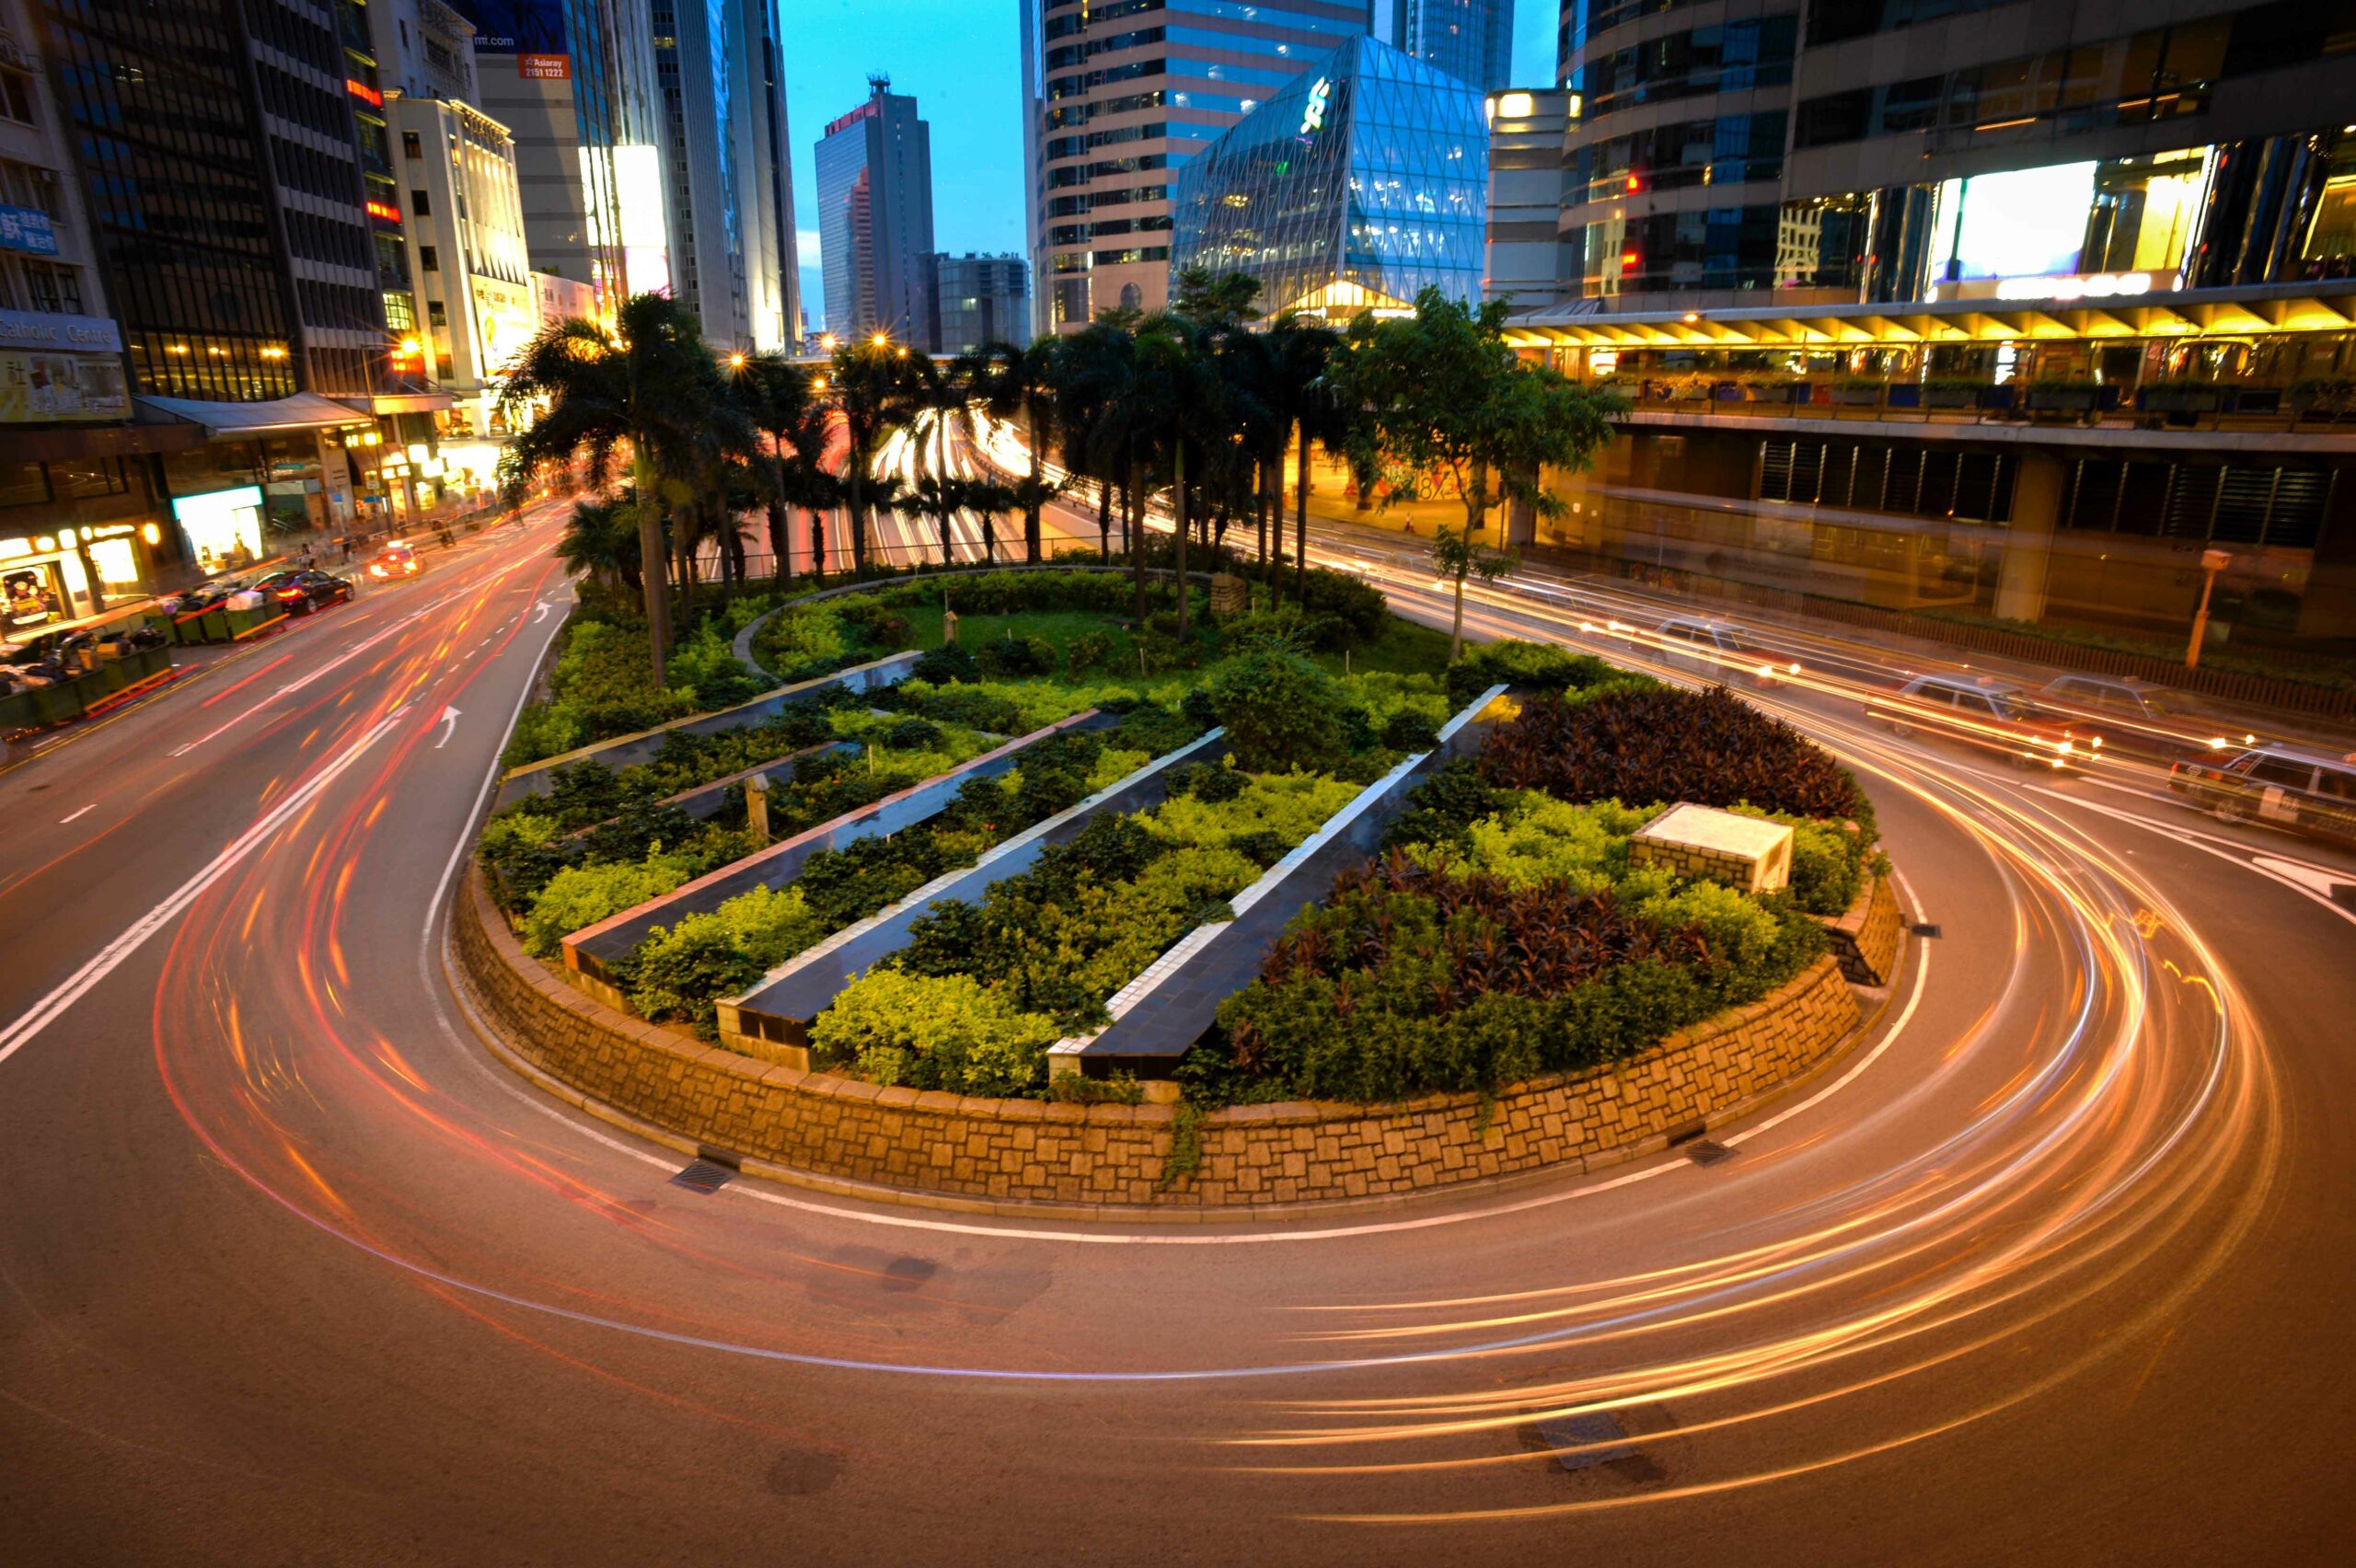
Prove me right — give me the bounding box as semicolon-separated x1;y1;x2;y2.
2;493;2353;1564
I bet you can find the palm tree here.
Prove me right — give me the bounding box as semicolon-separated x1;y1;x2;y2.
826;336;919;577
1054;316;1149;607
969;337;1060;562
554;495;641;596
1131;307;1226;639
1261;312;1344;599
499;293;722;683
907;472;977;567
736;352;824;583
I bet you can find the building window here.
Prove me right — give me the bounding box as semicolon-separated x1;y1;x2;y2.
0;70;33;125
383;291;417;331
402;131;422;159
420;245;438;271
410;188;430;215
427;299;447;327
21;263;84;316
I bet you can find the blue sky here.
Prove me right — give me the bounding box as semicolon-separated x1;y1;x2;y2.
783;2;1558;331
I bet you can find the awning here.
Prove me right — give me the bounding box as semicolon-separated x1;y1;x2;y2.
344;391;457;415
134;392;373;439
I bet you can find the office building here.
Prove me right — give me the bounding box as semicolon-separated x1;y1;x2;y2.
1501;0;2356;649
372;0;479;102
1481;86;1574;308
1020;0;1375;334
387;95;536;478
1383;0;1514;94
646;0;797;351
447;0;667;309
929;253;1031;355
815;76;934;344
1169;36;1486;321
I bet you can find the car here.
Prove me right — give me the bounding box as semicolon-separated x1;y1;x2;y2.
255;569;353;615
365;544;422;582
2168;745;2356;847
1865;673;2104;769
1642;616;1803;689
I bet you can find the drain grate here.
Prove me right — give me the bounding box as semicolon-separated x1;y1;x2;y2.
1535;1412;1637;1472
1911;921;1941;938
1682;1138;1737;1166
670;1157;735;1194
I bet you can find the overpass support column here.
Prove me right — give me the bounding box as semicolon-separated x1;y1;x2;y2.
1994;454;2064;622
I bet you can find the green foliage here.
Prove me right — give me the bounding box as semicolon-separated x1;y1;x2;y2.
1379;758;1508;854
521;859;690;958
624;886;826;1033
1206;649;1346;773
1064;628;1113;677
665;622;764;709
1444;640;1630;706
976;634;1057;677
1293;567;1389;644
809;969;1064;1099
910;643;978;684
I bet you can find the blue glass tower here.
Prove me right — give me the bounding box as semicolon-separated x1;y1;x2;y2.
1169;36;1487;320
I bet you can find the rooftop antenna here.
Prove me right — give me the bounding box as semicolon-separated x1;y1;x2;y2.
868;73;891;97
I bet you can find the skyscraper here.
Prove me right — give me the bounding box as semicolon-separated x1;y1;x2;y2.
1384;1;1514;94
928;253;1032;355
445;0;667;309
1019;0;1374;335
815;77;934;345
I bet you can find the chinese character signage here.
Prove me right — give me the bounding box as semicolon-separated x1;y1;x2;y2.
0;204;58;256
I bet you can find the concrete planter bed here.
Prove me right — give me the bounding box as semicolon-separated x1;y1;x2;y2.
558;708;1119;1003
717;726;1228;1062
453;861;1867;1214
1046;684;1514;1082
493;650;920;812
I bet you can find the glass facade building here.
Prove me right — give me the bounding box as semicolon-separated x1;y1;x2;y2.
1170;35;1485;318
1020;0;1374;333
1390;0;1515;93
815;78;934;344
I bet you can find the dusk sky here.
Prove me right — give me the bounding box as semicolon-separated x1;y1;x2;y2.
780;2;1560;330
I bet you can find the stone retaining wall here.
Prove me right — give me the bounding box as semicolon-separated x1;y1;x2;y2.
1821;873;1905;986
456;864;1865;1211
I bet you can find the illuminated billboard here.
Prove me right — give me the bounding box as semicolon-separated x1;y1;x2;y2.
587;144;672;300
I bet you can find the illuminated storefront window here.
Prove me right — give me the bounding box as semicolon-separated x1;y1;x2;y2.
171;485;264;575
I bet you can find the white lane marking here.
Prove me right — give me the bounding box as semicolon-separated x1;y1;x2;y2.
0;713;401;1068
58;804;95;824
1729;865;1925;1148
2025;783;2356;930
433;705;462;748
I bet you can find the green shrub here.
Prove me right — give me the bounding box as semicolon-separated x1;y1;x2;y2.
810;969;1063;1098
1207;649;1346;773
976;634;1057;677
911;643;978;684
1379;758;1508;853
520;859;690;957
625;886;826;1034
667;622;764;709
1064;628;1113;677
1445;640;1626;706
883;717;944;751
1295;566;1388;644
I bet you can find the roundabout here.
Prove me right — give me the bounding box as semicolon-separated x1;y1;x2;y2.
0;512;2343;1564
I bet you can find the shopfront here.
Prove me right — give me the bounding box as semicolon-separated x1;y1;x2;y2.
0;520;156;632
169;485;264;577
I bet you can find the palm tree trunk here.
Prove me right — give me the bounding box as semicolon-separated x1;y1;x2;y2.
848;458;868;578
807;508;826;580
1127;446;1148;622
632;451;669;686
1172;442;1190;640
1023;406;1045;563
1096;474;1112;561
1292;419;1311;600
1450;570;1467;663
938;505;953;569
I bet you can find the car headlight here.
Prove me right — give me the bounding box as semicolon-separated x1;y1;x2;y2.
1757;663;1775;677
2058;740;2074;755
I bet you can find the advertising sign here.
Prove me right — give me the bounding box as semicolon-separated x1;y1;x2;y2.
0;350;129;423
0;204;57;256
446;1;567;55
518;53;571;79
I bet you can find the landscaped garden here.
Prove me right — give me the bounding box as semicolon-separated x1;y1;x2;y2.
479;565;1464;1051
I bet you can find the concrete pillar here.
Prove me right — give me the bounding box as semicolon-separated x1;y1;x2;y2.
1993;453;2065;623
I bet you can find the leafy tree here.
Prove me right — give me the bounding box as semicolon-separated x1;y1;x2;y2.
1328;288;1624;550
826;335;920;576
1205;648;1346;773
1428;523;1519;663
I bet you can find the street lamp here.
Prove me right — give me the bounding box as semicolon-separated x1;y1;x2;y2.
728;352;746;370
872;331;890;348
2186;548;2231;671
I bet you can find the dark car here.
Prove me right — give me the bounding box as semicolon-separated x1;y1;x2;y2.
255;569;353;615
2168;744;2356;847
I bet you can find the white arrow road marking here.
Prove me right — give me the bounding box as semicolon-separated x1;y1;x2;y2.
0;713;401;1068
434;705;461;748
532;597;551;623
2024;783;2356;930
